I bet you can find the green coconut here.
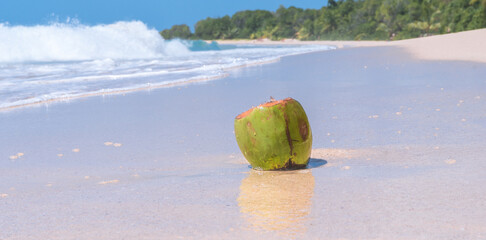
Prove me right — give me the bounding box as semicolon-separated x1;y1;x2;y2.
234;97;312;170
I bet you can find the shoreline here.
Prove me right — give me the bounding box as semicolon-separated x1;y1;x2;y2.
0;74;229;112
0;57;284;112
2;29;484;112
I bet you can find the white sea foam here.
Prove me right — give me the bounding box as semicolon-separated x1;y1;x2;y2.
0;21;189;62
0;21;334;110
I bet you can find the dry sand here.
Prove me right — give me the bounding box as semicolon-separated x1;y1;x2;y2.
1;30;486;239
392;28;486;63
218;28;486;63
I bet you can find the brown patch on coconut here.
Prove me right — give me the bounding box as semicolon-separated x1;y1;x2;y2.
298;118;309;141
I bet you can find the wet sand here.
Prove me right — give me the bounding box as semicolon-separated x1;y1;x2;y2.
2;36;486;239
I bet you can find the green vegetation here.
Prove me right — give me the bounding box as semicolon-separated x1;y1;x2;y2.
160;24;192;39
161;0;486;41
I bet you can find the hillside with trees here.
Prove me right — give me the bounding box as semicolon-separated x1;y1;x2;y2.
160;0;486;41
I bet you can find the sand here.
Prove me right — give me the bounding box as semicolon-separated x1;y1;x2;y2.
392;28;486;63
218;28;486;63
1;31;486;239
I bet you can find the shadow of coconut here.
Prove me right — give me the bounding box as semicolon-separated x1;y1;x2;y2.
307;158;327;169
245;158;328;170
237;168;316;236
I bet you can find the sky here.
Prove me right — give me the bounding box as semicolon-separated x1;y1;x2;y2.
1;0;327;31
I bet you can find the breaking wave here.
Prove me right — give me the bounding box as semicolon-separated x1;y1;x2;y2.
0;21;189;62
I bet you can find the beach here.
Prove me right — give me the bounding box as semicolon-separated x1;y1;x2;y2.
218;28;486;63
1;29;486;239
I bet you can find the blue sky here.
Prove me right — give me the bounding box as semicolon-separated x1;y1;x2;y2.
1;0;326;31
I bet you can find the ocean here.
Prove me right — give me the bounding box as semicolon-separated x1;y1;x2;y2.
0;21;334;110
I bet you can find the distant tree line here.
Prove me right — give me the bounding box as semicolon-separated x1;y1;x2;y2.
160;0;486;41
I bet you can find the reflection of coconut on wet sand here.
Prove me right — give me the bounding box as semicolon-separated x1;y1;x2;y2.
238;169;315;235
